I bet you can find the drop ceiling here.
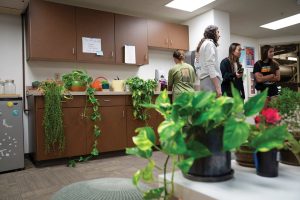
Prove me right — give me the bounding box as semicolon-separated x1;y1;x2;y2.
1;0;300;39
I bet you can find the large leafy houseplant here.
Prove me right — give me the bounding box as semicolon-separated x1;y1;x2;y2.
126;87;268;200
126;77;157;120
61;70;101;167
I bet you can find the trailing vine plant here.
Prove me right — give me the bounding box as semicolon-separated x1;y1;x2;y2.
61;70;101;167
126;77;157;121
39;80;65;153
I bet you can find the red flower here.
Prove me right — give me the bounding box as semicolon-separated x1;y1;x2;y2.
261;108;281;124
254;116;261;124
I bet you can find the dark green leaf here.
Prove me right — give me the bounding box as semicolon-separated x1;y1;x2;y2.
231;84;244;113
177;157;194;174
143;187;164;200
186;140;211;159
91;147;99;156
251;125;289;152
192;91;215;109
126;147;153;159
155;90;170;105
158;120;185;142
68;160;76;167
133;127;156;151
244;89;268;116
141;160;155;182
223;118;250;151
161;132;187;155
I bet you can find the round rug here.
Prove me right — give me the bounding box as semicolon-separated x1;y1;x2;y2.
51;178;148;200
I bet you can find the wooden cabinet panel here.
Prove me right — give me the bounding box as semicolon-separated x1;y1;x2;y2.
147;20;189;50
147;20;169;49
27;0;76;61
87;106;127;153
168;23;189;50
97;96;126;106
76;8;115;63
63;108;87;156
115;14;148;65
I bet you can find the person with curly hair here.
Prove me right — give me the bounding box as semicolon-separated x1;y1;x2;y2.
195;25;222;97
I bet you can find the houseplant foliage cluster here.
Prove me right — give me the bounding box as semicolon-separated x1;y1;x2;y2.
126;77;157;120
126;87;269;200
61;70;101;167
39;80;65;152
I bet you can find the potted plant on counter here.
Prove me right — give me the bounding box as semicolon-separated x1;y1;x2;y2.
126;87;268;199
125;77;157;120
62;70;93;91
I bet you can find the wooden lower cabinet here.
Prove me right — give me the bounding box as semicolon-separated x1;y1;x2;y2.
86;106;127;153
28;95;164;161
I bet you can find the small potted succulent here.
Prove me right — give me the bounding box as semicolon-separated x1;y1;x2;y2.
62;70;92;91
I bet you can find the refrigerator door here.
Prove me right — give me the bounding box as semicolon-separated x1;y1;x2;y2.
0;98;24;172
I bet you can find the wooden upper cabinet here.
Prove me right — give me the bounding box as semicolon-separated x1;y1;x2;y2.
76;8;115;63
115;14;148;66
147;20;189;50
26;0;76;61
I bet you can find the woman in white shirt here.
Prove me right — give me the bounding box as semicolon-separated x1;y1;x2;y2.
195;25;222;97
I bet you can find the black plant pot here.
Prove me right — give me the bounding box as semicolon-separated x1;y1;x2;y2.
254;149;278;177
183;126;234;182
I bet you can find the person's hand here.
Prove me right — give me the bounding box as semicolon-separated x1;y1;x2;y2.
236;72;243;78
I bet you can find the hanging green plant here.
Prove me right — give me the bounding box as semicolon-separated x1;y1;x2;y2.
126;77;157;121
62;70;102;167
39;80;65;153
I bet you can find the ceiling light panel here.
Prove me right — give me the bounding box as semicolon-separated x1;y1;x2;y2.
260;13;300;30
165;0;216;12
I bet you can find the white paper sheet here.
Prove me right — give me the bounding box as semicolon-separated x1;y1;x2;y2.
124;45;136;64
82;37;102;54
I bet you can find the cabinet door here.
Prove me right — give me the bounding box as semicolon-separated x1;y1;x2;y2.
86;106;127;153
168;23;189;50
147;20;169;49
27;0;76;61
115;14;148;65
63;108;87;157
76;8;115;63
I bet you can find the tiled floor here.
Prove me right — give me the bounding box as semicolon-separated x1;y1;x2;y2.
0;151;168;200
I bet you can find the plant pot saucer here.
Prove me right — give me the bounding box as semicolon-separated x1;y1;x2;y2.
182;169;234;182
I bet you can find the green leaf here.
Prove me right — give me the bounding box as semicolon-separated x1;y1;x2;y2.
223;118;250;151
141;160;155;182
231;84;244;113
126;147;153;159
186;140;211;159
161;131;187;155
192;91;216;109
177;157;194;174
155;90;170;105
158;120;185;142
244;89;268;116
133;170;141;186
251;125;289;152
133;127;156;151
68;160;76;167
143;187;164;200
94;126;101;137
91;147;99;156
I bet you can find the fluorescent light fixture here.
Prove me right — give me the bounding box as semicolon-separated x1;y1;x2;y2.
165;0;216;12
287;57;297;61
260;13;300;30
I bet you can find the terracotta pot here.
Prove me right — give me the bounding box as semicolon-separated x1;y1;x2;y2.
70;85;87;91
235;146;255;168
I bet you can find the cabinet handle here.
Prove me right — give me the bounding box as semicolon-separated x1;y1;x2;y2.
72;48;75;55
103;99;111;102
111;51;114;57
123;110;125;118
165;38;168;45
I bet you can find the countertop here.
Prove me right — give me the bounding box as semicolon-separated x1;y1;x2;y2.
160;161;300;200
26;89;172;96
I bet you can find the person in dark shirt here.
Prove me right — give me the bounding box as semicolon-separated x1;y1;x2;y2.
253;45;280;98
220;43;245;99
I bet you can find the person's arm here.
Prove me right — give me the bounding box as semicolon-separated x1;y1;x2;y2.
168;69;173;91
254;72;275;83
212;77;222;97
270;69;280;82
220;59;236;82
